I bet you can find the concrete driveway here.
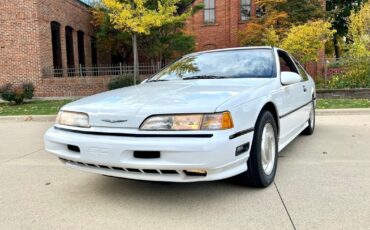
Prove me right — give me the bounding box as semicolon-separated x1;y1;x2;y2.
0;113;369;229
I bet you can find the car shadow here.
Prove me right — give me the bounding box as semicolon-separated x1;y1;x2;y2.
90;176;263;205
278;124;322;158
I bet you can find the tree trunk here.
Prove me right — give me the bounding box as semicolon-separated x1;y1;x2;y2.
333;34;340;59
132;33;139;84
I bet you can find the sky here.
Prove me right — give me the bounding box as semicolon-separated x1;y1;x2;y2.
80;0;91;4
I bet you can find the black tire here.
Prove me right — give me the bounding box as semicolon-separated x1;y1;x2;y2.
235;111;278;188
302;100;315;135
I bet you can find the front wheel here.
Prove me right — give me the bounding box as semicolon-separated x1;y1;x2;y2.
235;111;278;188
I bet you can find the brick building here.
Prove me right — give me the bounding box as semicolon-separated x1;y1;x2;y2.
1;0;323;97
186;0;260;50
0;0;111;97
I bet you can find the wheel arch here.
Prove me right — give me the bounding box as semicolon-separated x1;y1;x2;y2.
257;102;280;137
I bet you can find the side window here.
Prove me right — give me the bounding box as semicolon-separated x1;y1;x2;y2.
294;60;309;81
278;51;299;74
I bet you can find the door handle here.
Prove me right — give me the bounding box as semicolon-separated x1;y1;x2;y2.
303;85;307;92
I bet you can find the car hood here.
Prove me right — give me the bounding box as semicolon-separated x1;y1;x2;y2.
62;79;272;128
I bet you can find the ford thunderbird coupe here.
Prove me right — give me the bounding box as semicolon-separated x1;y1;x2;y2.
44;47;316;187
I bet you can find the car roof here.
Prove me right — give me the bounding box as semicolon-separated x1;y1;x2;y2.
185;46;274;57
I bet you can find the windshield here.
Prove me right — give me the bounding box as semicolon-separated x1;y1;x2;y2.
149;49;275;82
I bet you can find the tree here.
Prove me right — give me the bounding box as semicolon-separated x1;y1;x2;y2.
100;0;192;83
326;0;368;58
347;1;370;57
92;0;200;64
283;0;326;24
240;0;325;47
91;9;133;63
281;20;336;63
240;0;288;46
138;28;195;64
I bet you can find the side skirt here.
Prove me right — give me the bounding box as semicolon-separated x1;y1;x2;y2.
278;120;309;152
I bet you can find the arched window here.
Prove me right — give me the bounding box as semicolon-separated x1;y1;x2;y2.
77;30;85;66
90;36;98;66
203;44;217;50
51;21;62;77
65;26;75;75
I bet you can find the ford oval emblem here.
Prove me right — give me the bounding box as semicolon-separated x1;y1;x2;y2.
102;119;128;123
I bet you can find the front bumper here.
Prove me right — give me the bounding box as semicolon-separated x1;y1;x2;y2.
44;126;253;182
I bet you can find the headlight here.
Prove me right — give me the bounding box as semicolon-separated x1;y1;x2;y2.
56;111;90;128
140;112;233;131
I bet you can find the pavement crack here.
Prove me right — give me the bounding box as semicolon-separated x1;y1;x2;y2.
0;148;43;165
274;182;296;230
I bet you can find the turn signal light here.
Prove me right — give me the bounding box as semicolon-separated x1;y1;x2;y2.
221;112;234;129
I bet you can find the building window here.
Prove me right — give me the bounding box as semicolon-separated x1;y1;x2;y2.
51;22;63;77
204;0;215;24
256;6;266;18
65;26;75;76
240;0;251;21
77;31;85;66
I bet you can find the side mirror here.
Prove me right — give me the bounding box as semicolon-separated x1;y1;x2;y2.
281;71;302;85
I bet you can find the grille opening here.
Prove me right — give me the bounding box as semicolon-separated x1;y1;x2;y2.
143;169;159;174
112;167;125;171
127;168;141;172
58;158;182;176
98;165;110;169
134;151;160;159
67;145;80;153
183;170;207;177
161;170;178;175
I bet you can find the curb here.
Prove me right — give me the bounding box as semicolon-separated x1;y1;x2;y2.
1;109;369;121
316;108;370;116
0;115;57;122
0;97;79;104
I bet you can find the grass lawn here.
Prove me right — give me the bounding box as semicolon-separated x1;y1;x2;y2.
0;100;72;116
0;99;369;116
316;99;370;109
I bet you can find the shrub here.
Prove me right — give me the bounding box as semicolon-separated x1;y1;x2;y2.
328;58;370;89
315;76;327;89
22;83;35;99
13;87;25;105
0;83;35;105
108;75;135;90
0;84;14;102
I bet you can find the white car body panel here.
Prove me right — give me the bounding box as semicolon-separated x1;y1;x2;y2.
44;47;316;182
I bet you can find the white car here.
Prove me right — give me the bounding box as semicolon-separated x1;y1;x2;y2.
44;47;316;187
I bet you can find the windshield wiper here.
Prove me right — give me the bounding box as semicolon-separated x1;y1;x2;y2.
183;75;230;80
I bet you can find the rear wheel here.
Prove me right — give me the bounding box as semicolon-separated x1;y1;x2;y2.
302;100;315;135
235;111;278;187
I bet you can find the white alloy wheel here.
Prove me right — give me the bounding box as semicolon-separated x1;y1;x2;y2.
261;123;276;175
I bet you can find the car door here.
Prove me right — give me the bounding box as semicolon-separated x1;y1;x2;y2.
277;50;306;146
292;58;313;122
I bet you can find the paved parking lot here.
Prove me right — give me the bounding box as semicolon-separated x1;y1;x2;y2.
0;113;369;229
